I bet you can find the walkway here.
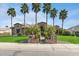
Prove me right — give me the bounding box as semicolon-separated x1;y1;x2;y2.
0;43;79;56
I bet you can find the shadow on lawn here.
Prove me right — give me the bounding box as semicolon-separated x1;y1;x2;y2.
16;39;29;43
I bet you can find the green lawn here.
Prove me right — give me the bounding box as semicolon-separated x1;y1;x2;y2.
58;35;79;44
0;36;29;43
1;35;79;44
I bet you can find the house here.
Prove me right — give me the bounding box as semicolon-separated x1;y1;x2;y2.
38;22;47;31
68;26;79;36
12;23;30;35
0;28;11;36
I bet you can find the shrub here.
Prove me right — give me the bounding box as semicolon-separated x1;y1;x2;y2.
26;25;41;39
75;32;79;36
32;25;41;39
17;33;22;36
57;29;71;36
25;27;33;35
44;26;56;39
62;30;71;36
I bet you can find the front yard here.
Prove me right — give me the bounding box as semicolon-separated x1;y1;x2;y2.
0;35;79;44
58;35;79;44
0;36;29;43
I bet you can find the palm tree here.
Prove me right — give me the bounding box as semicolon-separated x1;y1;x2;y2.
7;8;16;36
50;8;57;26
59;9;68;34
43;3;51;25
50;8;57;41
20;3;29;35
32;3;41;25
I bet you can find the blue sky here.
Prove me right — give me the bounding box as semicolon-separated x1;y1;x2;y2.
0;3;79;29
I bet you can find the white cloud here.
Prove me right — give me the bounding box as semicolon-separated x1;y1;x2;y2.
68;9;79;18
12;11;47;25
63;19;79;29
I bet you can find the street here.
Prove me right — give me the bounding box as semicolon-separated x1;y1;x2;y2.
0;43;79;56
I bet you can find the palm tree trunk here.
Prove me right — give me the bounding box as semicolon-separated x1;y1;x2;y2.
53;18;54;27
24;14;26;35
11;16;13;36
35;12;37;25
62;20;64;34
52;18;55;41
46;13;48;26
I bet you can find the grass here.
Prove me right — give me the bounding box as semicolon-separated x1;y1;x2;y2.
0;35;79;44
0;36;29;43
58;35;79;44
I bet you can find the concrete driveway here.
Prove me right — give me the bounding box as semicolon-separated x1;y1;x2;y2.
0;43;79;56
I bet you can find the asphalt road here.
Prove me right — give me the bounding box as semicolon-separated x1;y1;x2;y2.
0;43;79;56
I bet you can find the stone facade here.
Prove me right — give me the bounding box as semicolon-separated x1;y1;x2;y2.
12;23;30;35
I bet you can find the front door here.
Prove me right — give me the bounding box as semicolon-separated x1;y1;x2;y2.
16;29;20;34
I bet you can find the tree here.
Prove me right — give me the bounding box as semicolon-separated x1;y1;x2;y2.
33;26;41;39
20;3;29;35
50;8;57;26
44;26;56;40
30;26;41;42
43;3;51;25
7;8;16;36
32;3;41;25
59;9;68;34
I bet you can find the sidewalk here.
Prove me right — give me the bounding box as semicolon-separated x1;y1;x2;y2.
0;43;79;56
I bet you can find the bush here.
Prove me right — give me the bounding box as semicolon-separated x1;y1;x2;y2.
62;30;71;36
25;25;41;39
32;25;41;39
25;27;33;35
17;33;22;36
57;29;71;36
25;25;57;40
44;26;56;39
75;32;79;36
